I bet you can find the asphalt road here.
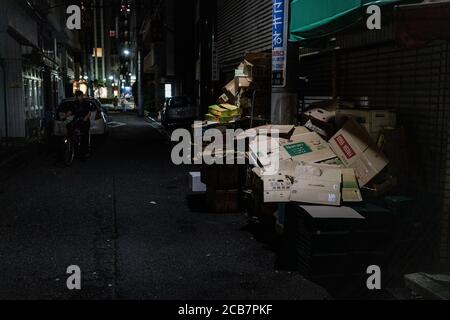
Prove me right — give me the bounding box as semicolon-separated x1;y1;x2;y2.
0;114;329;300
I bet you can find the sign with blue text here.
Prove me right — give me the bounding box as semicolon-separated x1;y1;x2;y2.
272;0;289;87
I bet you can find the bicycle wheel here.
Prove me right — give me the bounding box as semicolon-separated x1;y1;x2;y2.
63;139;75;166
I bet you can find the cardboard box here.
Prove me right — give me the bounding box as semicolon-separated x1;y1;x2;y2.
263;173;292;203
335;109;397;141
342;168;363;202
235;76;252;88
223;80;237;102
249;135;282;168
305;108;336;123
290;165;342;206
236;60;254;79
330;119;389;187
246;167;277;218
280;132;336;164
189;172;207;193
300;114;336;139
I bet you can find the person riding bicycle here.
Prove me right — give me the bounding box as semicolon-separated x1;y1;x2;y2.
63;90;94;159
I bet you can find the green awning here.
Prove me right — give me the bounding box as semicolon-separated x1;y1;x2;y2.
289;0;404;45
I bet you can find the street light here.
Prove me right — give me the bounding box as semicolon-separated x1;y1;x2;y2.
123;49;130;56
108;75;114;81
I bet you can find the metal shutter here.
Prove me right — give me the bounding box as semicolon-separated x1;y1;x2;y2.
216;0;272;67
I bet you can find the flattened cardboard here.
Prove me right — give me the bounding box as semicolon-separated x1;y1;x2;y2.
280;132;336;164
249;135;281;168
292;126;310;137
330;119;389;187
300;206;365;220
290;165;342;206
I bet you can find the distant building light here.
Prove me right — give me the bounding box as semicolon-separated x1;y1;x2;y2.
108;76;114;81
92;48;103;58
123;49;130;56
165;83;172;98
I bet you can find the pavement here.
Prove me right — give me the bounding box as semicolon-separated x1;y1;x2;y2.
0;114;330;300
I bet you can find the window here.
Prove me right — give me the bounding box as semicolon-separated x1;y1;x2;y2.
165;83;172;98
22;68;44;120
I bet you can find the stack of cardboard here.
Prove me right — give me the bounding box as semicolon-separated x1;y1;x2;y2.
205;104;242;124
206;60;253;124
206;53;272;124
247;118;390;207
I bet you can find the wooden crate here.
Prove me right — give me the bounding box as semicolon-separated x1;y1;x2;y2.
206;188;240;213
201;165;240;190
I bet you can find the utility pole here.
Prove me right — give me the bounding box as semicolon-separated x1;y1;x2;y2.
137;49;143;117
271;0;299;125
135;0;144;117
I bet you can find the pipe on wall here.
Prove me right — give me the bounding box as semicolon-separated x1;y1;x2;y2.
0;58;9;145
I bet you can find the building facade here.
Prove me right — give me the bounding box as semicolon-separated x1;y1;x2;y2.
0;0;83;141
139;0;272;116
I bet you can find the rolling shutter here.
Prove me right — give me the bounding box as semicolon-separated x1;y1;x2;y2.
216;0;272;67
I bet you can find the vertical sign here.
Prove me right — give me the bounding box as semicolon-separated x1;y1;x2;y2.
272;0;289;87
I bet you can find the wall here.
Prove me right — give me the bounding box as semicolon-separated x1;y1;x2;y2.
0;0;36;139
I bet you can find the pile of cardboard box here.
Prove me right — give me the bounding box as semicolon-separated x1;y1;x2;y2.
204;53;272;124
246;110;395;207
205;104;242;124
204;60;254;124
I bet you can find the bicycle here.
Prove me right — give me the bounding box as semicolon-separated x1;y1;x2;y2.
54;115;86;166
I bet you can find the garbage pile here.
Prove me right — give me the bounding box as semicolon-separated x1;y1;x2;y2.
205;60;256;124
245;101;403;207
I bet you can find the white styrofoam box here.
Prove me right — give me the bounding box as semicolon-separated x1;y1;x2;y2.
189;172;207;193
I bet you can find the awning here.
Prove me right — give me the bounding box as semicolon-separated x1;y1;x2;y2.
289;0;406;45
